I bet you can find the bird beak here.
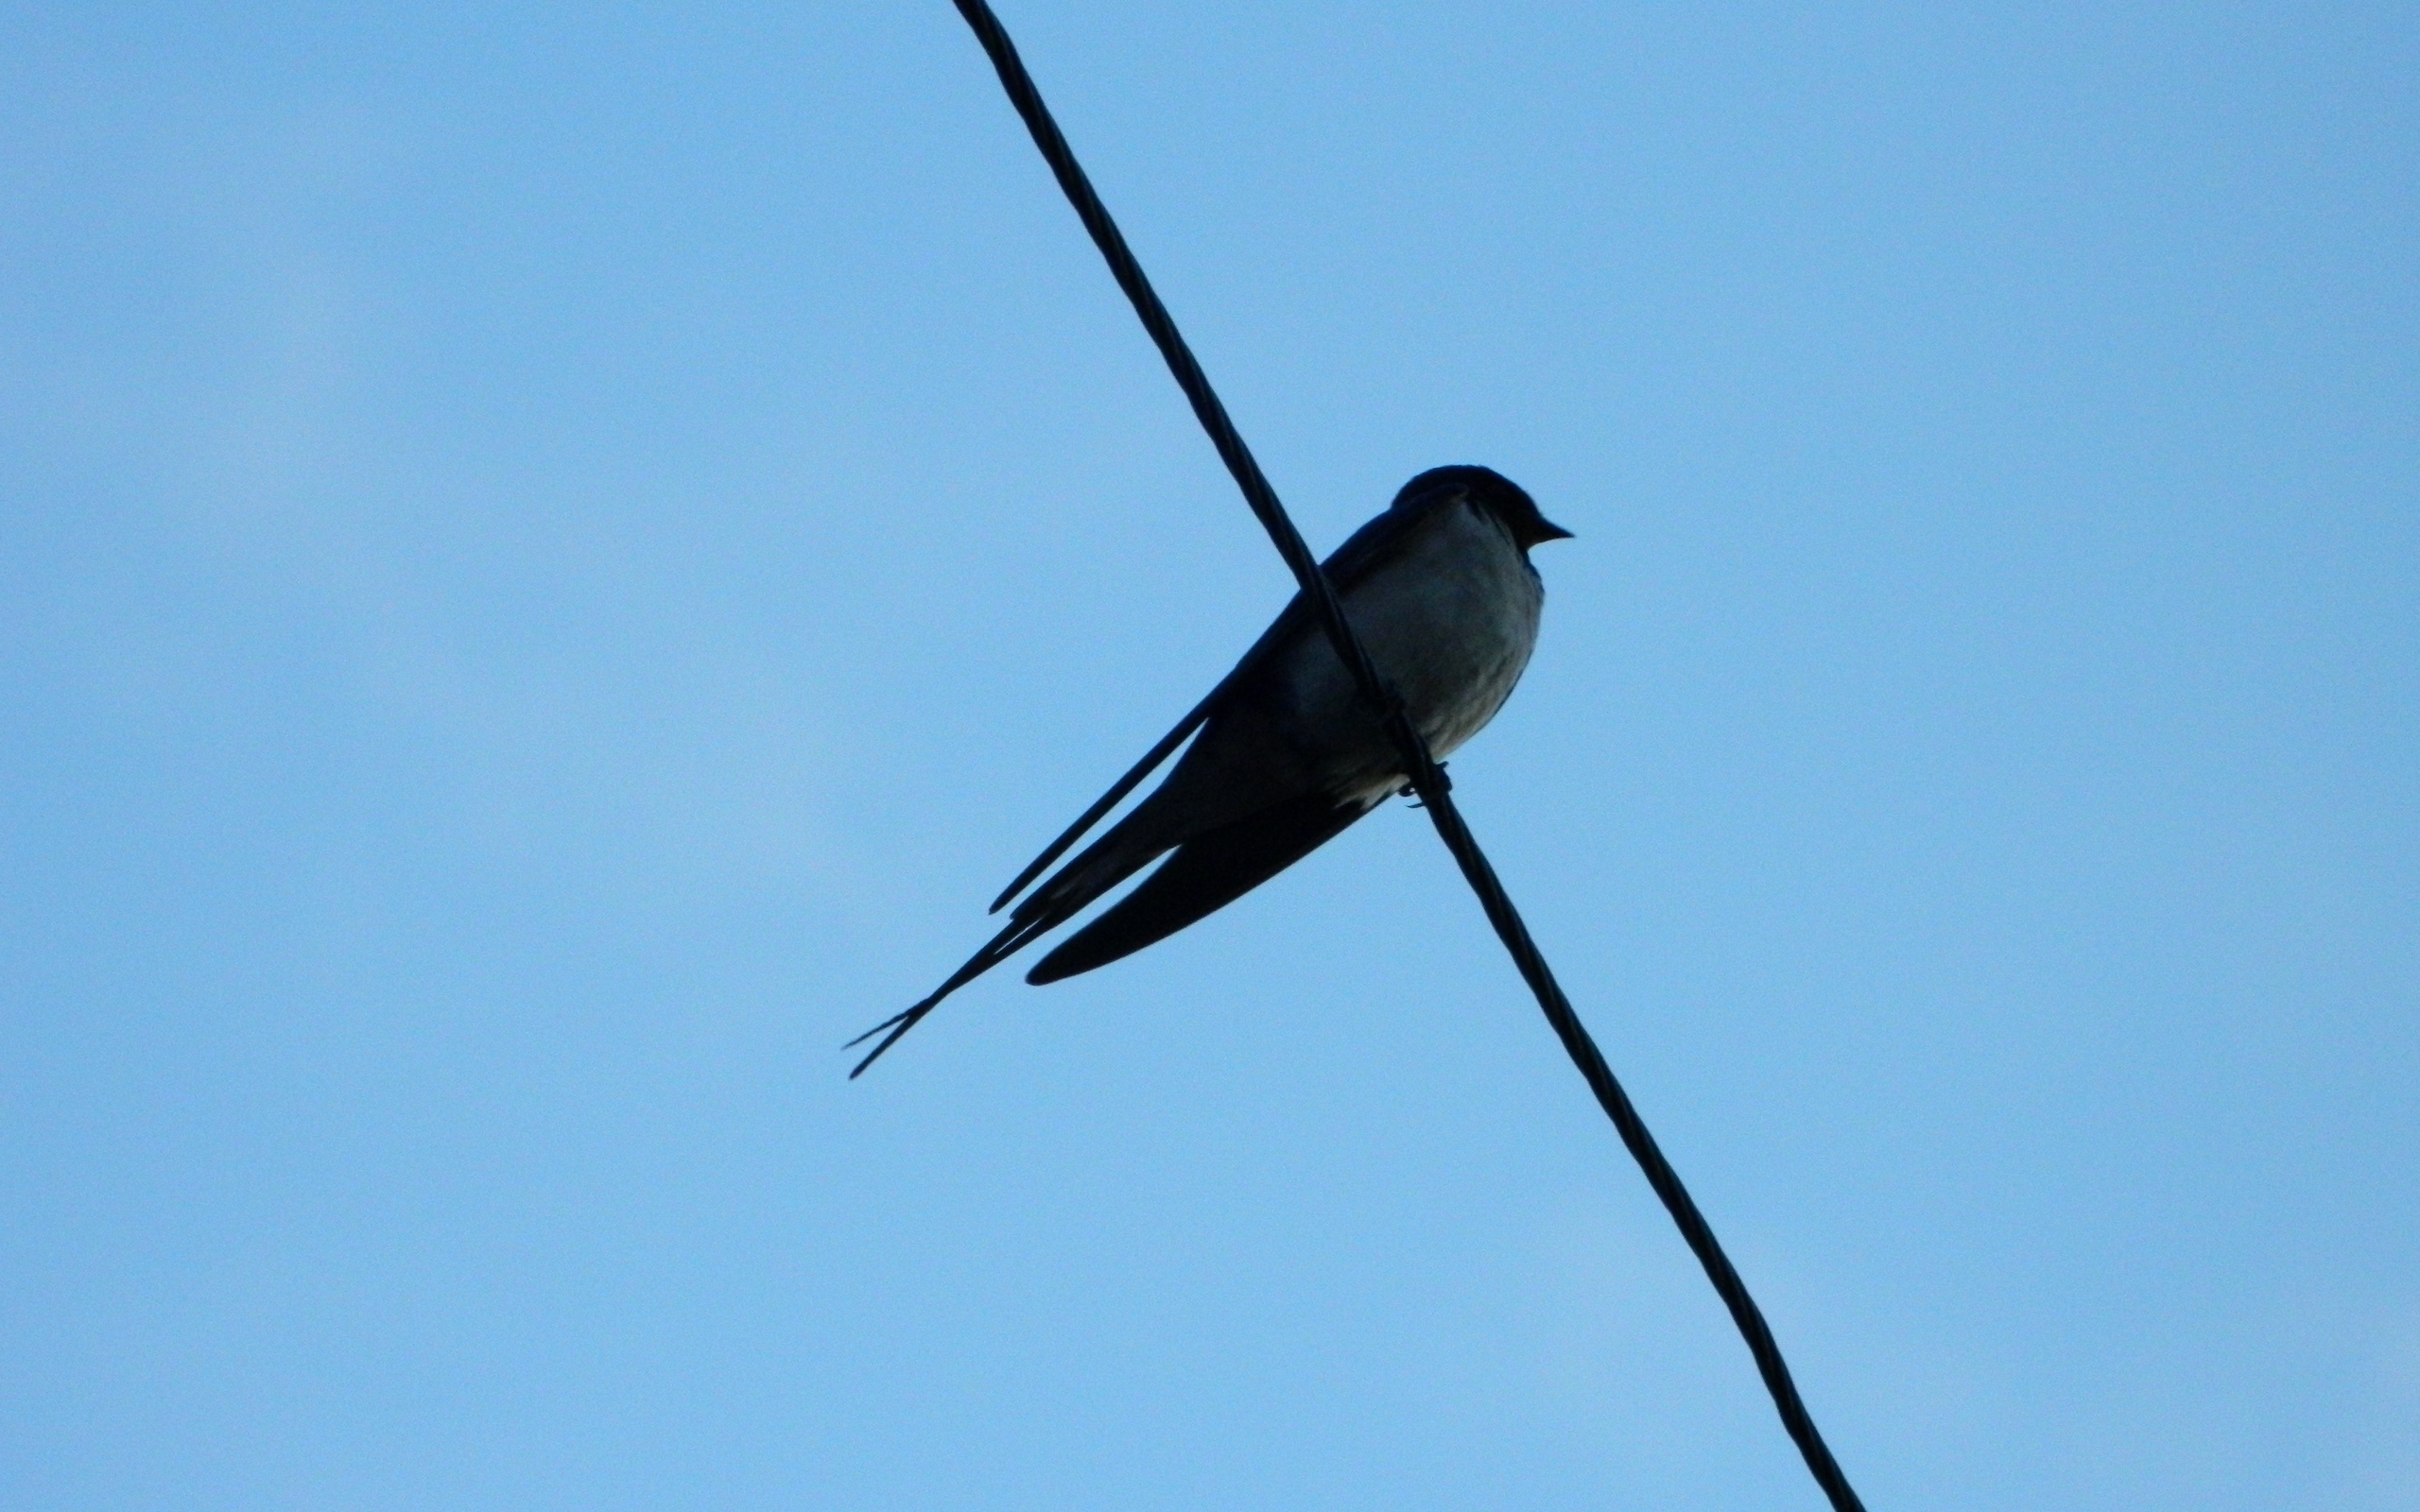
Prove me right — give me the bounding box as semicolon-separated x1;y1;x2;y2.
1532;517;1575;543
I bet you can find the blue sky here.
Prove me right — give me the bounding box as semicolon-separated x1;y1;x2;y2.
4;3;2414;1507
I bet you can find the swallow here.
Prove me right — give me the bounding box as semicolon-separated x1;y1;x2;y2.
849;464;1570;1074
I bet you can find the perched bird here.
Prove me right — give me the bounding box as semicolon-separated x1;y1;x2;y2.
849;464;1570;1074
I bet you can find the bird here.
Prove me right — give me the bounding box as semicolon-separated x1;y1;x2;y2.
848;464;1570;1075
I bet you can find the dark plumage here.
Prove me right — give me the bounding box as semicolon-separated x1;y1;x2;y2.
849;465;1569;1074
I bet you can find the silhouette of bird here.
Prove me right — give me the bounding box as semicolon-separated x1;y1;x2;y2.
849;464;1570;1074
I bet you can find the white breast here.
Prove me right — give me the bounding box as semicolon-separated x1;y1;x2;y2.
1278;501;1546;804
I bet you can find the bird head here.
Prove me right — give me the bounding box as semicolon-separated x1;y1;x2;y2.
1392;464;1573;550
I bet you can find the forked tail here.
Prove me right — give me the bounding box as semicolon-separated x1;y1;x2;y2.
845;915;1050;1076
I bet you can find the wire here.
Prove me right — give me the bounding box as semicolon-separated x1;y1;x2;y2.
942;4;1870;1507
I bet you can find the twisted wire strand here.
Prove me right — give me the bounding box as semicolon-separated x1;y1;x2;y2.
941;5;1868;1506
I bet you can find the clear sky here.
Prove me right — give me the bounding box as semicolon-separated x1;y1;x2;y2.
4;4;2414;1508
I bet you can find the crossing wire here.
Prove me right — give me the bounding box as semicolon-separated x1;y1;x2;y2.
942;4;1870;1507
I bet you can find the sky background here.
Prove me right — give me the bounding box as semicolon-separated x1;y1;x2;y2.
4;3;2415;1508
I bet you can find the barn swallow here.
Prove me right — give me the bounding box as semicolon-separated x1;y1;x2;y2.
849;464;1569;1074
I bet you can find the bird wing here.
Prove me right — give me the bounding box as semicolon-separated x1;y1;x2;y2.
985;496;1450;914
1024;788;1376;984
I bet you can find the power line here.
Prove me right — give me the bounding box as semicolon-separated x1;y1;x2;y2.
940;4;1869;1506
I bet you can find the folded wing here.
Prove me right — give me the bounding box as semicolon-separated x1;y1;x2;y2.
1026;789;1375;984
986;495;1441;916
